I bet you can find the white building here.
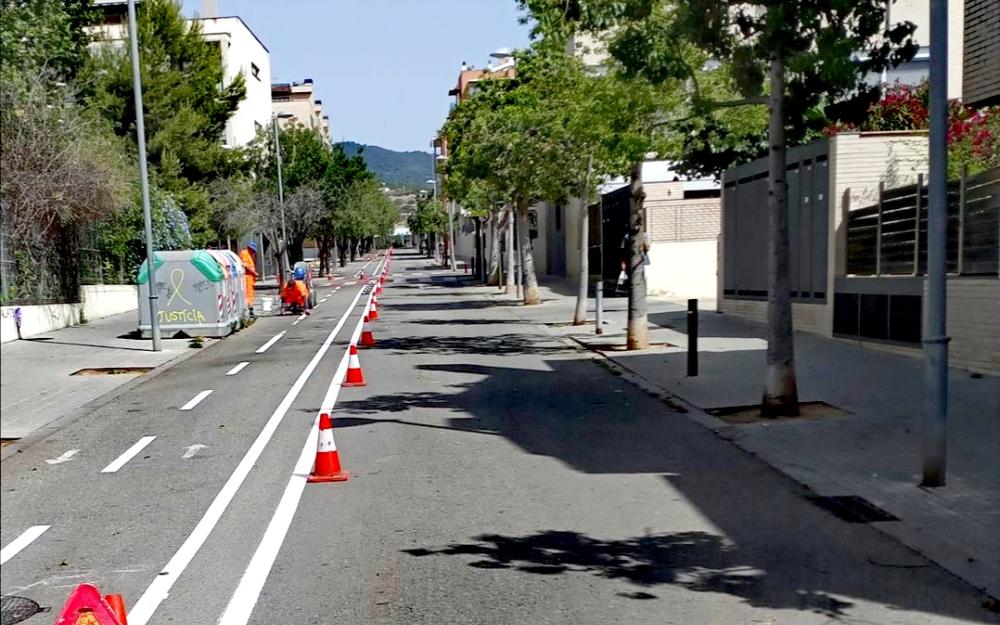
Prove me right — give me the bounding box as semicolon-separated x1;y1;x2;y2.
196;16;272;147
271;79;332;146
89;1;272;148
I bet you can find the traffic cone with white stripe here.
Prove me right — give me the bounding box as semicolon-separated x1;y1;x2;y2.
307;413;349;483
369;296;379;320
360;315;375;347
342;344;366;387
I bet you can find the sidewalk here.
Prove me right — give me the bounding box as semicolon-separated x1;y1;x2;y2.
0;310;202;442
494;274;1000;601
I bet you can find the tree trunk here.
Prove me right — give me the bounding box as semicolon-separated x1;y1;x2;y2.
573;156;594;325
761;54;800;417
337;238;347;267
448;200;458;271
487;213;501;286
318;238;329;276
516;197;541;305
505;206;516;294
349;237;357;262
626;161;649;350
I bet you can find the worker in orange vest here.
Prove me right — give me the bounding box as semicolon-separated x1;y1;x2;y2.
240;242;259;317
280;267;311;315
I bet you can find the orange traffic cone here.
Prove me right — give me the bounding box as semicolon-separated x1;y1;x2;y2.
369;296;379;320
105;594;128;624
376;277;383;295
342;344;366;387
359;271;366;281
307;413;349;483
360;315;375;347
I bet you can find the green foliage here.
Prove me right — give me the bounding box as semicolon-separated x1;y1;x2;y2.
84;0;245;245
407;195;448;236
0;0;98;85
523;0;919;177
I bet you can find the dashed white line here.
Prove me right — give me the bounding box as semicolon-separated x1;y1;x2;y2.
45;450;79;465
100;436;156;473
0;525;50;565
180;390;213;411
126;277;374;625
255;331;285;354
226;361;250;376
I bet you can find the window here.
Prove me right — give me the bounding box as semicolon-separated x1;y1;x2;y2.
251;62;260;81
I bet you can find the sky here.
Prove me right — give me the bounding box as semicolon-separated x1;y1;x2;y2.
182;0;531;153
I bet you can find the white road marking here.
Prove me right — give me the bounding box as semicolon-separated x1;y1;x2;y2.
291;314;306;326
255;331;285;354
45;450;79;465
100;436;156;473
0;525;50;565
320;297;329;303
345;280;358;287
226;361;250;376
180;390;213;411
127;277;373;625
217;283;378;625
217;351;351;625
182;444;207;459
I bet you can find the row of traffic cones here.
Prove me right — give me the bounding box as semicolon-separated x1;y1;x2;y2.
307;254;391;483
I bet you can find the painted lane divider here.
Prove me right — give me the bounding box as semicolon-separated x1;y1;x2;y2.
218;282;378;623
0;525;50;565
226;362;250;376
180;390;213;411
101;436;156;474
255;331;285;354
217;336;355;625
126;277;374;625
45;450;79;465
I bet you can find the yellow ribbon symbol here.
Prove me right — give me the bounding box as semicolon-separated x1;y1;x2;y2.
166;268;193;307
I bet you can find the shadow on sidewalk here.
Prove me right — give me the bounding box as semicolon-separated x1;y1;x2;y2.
337;358;993;622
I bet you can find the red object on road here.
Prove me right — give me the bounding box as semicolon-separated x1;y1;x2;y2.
359;271;366;281
307;413;349;483
360;315;375;347
55;584;125;624
342;344;367;387
369;297;379;321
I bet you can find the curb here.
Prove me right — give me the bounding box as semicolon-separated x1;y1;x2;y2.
0;338;222;462
496;293;999;606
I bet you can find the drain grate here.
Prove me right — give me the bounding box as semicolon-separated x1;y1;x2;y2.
806;495;899;523
0;596;46;625
70;367;154;376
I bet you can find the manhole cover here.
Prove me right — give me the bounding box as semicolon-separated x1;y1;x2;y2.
806;495;899;523
0;596;45;625
70;367;154;376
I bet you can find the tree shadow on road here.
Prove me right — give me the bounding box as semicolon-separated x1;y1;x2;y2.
403;530;852;615
375;334;564;356
340;359;992;623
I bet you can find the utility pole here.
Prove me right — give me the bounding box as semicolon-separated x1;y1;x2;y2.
273;115;291;279
127;0;160;351
922;0;950;487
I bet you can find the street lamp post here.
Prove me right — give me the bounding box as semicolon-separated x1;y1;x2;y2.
127;0;161;351
273;113;294;279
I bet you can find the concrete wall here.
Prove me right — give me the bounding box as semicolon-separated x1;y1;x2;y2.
1;285;138;343
946;277;1000;375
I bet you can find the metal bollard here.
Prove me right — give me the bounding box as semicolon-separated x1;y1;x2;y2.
595;280;604;335
687;298;698;377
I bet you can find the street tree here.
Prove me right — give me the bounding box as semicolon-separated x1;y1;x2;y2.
526;0;918;414
84;0;246;245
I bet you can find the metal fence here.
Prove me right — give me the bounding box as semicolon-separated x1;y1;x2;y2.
846;166;1000;277
0;229;131;306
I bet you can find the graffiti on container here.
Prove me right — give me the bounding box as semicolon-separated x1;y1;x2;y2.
192;279;211;293
158;308;207;323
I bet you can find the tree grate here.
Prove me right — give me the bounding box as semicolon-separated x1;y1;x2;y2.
805;495;899;523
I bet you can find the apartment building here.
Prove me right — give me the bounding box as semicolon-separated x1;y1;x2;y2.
271;79;332;146
90;1;273;149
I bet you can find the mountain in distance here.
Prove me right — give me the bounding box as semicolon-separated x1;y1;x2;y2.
339;141;435;191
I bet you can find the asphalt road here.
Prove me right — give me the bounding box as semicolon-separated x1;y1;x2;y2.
1;250;996;625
